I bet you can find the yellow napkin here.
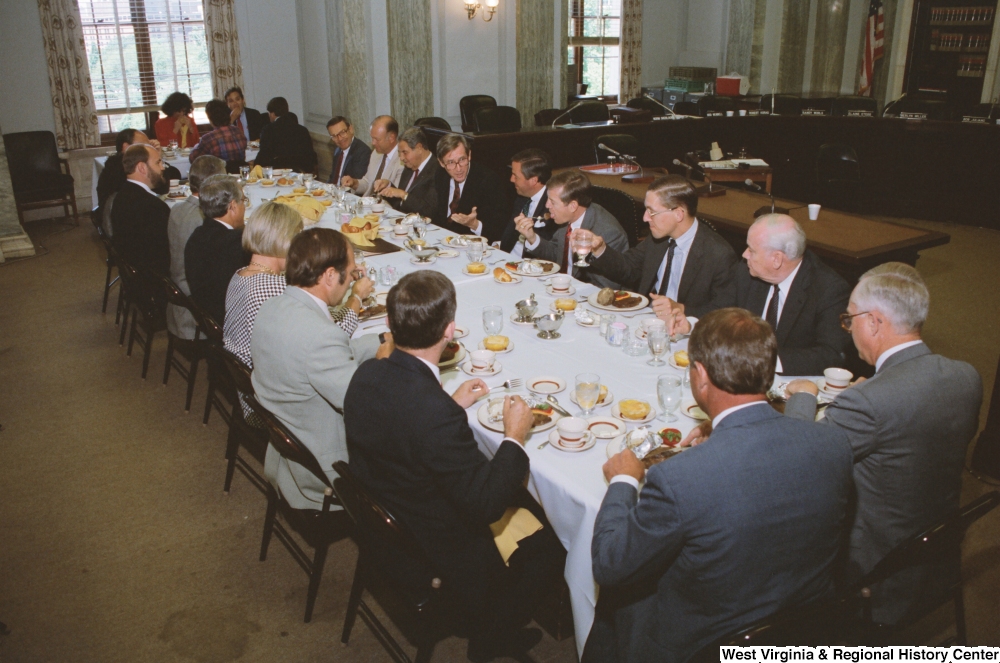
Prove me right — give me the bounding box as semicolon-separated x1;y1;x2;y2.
342;230;375;247
248;165;263;181
272;195;325;223
180;123;189;148
489;507;544;566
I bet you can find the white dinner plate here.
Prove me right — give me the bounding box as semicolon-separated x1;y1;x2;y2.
611;401;656;424
478;338;514;354
668;352;690;370
575;316;600;328
549;302;579;314
494;272;523;284
587;291;650;313
681;402;709;421
437;250;459;258
505;260;559;277
527;376;566;394
453;325;469;339
546;285;577;296
586;416;626;439
547;430;597;453
570;388;614;409
437;343;466;369
476;400;560;434
462;265;490;277
461;360;503;377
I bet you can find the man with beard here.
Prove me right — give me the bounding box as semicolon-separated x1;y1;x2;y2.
110;144;172;276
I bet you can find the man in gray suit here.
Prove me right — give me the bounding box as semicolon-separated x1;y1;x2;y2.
251;228;391;510
166;155;226;339
516;170;628;288
588;308;853;663
340;115;404;197
784;262;982;625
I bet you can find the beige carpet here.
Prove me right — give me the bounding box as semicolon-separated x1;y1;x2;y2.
0;217;997;663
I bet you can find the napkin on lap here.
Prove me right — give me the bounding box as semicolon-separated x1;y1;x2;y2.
490;507;544;565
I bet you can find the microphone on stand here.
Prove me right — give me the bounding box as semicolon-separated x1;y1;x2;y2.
672;158;693;177
551;102;584;129
673;158;725;197
745;178;788;217
598;143;651;183
644;93;679;118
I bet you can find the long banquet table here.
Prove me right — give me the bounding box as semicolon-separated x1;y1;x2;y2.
171;178;821;656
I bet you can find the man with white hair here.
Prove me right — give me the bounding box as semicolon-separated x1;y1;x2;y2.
668;213;850;375
784;262;981;626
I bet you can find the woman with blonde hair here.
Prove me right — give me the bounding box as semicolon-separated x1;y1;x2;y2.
223;201;373;368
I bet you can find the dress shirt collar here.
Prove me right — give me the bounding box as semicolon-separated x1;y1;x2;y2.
712;400;770;429
529;186;546;208
673;218;698;253
776;259;803;298
238;109;249;141
300;288;333;321
875;340;924;372
415;355;442;384
385;144;399;163
568;207;587;231
215;218;234;230
128;179;155;195
415;152;432;175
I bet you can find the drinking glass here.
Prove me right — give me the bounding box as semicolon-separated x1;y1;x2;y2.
575;373;601;416
573;229;593;267
168;139;178;151
239;165;250;182
409;221;427;242
657;375;683;422
599;313;616;337
606;156;615;172
303;173;314;185
482;305;504;336
647;328;669;367
468;239;485;263
263;166;273;180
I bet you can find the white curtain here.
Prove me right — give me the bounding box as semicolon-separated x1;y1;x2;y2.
37;0;101;149
619;0;643;102
203;0;244;98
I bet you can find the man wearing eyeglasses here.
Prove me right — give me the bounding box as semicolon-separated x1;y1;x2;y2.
431;134;508;242
326;116;372;185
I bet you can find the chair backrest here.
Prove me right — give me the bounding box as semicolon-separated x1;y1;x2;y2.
831;95;878;117
883;95;951;121
474;106;522;134
218;347;255;397
696;95;735;116
332;460;441;595
459;95;498;132
184;296;224;344
626;96;663;116
688;595;858;662
414;116;452;131
593;134;641;165
590;185;641;248
816;143;861;184
101;192;117;238
859;491;1000;590
245;392;333;491
760;94;802;116
2;131;62;184
673;101;699;116
569;100;611;124
534;108;563;127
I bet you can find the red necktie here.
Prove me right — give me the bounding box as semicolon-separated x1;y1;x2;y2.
450;180;462;215
235;116;244;134
406;168;420;192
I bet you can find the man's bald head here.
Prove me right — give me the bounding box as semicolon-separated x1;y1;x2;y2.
370;115;399;155
743;214;807;284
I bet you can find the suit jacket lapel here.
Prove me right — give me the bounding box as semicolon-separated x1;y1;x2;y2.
775;255;812;345
531;187;548;219
399;167;414;190
640;237;671;296
676;223;706;303
745;273;770;318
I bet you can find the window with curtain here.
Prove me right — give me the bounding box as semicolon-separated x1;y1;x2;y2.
79;0;212;138
568;0;621;100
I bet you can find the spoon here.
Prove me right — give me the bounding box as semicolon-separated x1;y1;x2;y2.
545;395;573;418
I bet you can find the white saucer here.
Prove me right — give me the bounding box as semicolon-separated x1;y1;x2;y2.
586;416;626;439
453;325;469;339
575;316;600;328
527;376;566;394
462;265;490;276
549;302;579;314
668;353;690;370
570;388;614;409
546;285;577;296
681;402;709;421
478;339;514;353
611;401;656;424
410;256;438;265
494;272;523;284
510;313;536;326
461;360;503;377
547;429;596;452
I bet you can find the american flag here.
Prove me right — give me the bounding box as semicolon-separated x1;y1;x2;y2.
859;0;885;96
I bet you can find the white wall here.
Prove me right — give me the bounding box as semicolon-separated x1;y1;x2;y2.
0;0;57;135
232;1;305;123
641;0;729;87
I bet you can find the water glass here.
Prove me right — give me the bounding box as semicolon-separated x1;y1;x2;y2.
599;313;616;337
468;239;485;263
575;373;601;416
607;322;627;346
573;229;593;267
623;333;648;356
239;165;250;182
657;375;683;422
263;166;273;180
379;265;397;286
647;328;669;366
482;305;504;336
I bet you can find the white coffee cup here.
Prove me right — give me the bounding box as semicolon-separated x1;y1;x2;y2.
371;203;385;214
726;110;735;117
170;179;180;188
739;109;747;116
641;318;667;333
470;349;496;372
551;275;571;292
556;417;589;446
393;224;409;236
808;204;821;221
824;367;853;390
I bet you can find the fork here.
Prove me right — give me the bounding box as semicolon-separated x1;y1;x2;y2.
489;378;523;392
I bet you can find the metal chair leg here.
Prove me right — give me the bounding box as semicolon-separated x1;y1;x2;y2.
223;425;241;492
341;555;366;644
163;336;175;385
184;354;200;412
304;538;329;623
140;321;154;379
126;309;139;357
102;263;115;313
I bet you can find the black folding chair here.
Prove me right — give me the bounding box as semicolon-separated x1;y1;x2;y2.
119;263;167;379
333;460;445;663
215;348;268;495
246;394;347;623
855;491;1000;645
184;301;231;427
158;275;210;413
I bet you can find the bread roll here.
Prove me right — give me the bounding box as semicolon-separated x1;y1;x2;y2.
673;351;690;368
554;298;577;311
493;267;512;282
619;399;651;420
483;335;509;351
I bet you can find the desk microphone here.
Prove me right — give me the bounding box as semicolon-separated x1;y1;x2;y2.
598;143;649;183
673;158;725;196
551;102;584;129
672;158;693;176
645;93;678;118
745;179;788;218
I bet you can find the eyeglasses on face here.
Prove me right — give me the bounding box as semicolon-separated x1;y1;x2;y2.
647;206;678;218
330;128;350;140
444;155;470;169
839;311;870;332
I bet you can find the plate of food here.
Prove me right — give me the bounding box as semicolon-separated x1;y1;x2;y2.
358;303;387;322
438;250;459;258
669;350;690;370
167;190;187;199
504;260;558;277
612;399;656;424
478;397;561;434
605;429;683;468
276;177;296;186
570;385;614;409
586;415;626;439
479;336;513;353
550;298;578;314
588;288;650;312
527;376;566;395
493;267;522;284
438;341;466;368
442;234;473;248
681;402;709;421
259;179;275;187
463;262;489;276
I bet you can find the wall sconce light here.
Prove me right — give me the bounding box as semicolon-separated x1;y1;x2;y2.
464;0;498;22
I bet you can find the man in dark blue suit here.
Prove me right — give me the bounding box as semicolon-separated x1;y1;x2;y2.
499;148;558;255
326;115;371;184
588;307;853;663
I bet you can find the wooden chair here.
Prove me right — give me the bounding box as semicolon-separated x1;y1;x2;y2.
183;300;231;427
2;131;78;223
854;490;1000;645
333;460;445;663
157;275;208;413
215;348;268;495
246;394;348;623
